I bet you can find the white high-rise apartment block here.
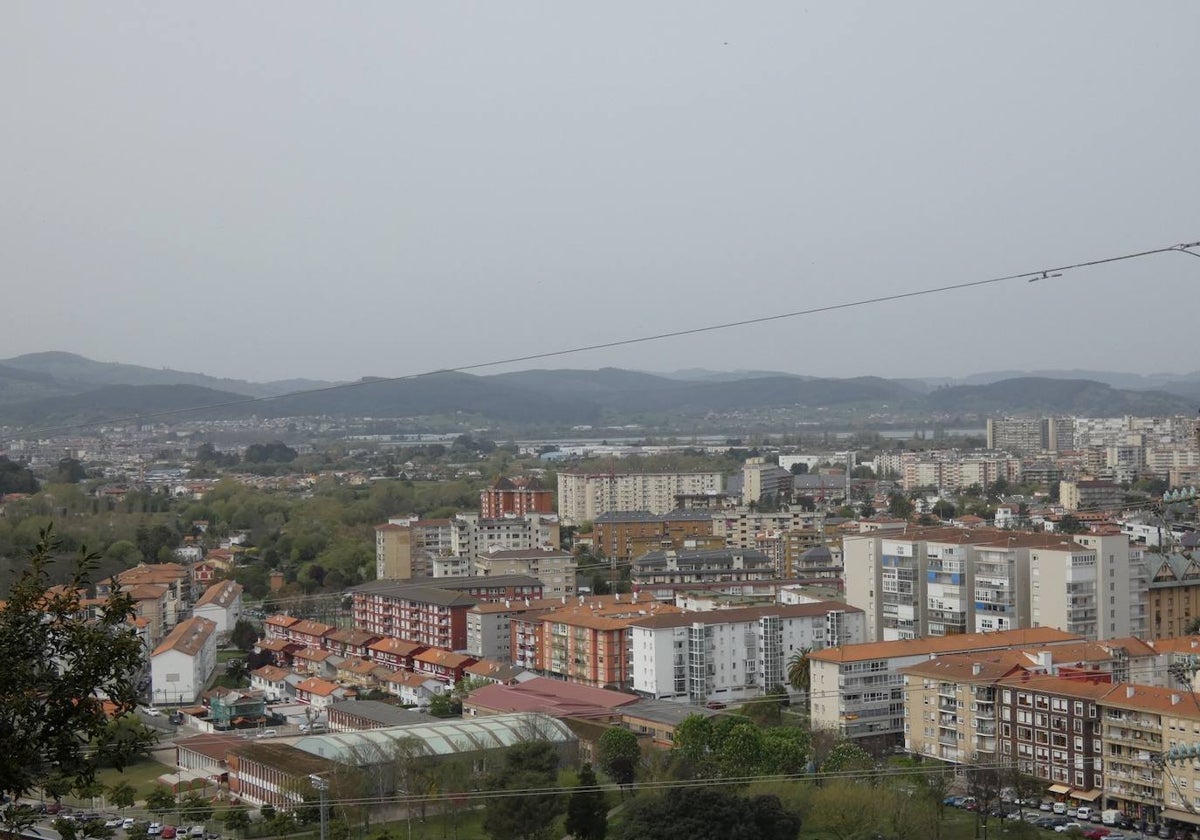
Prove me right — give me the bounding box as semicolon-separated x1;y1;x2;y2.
449;513;560;559
557;471;723;524
844;527;1146;643
628;602;865;705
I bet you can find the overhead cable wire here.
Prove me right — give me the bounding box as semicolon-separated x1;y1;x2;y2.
15;238;1200;438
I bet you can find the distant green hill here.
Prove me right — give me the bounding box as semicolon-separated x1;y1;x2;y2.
0;352;1190;430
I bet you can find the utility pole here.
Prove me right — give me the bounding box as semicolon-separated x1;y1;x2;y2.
309;774;329;840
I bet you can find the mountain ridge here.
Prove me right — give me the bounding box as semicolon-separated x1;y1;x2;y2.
0;353;1193;429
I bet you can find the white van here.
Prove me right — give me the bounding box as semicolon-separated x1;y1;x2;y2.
1076;807;1093;821
1052;802;1067;815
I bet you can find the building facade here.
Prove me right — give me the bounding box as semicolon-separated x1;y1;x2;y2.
629;601;865;705
557;471;724;524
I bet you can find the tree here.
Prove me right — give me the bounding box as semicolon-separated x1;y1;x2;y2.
565;763;607;840
715;722;764;778
51;458;87;484
786;648;812;694
179;792;214;823
820;740;874;774
0;457;37;494
1058;514;1086;534
109;781;137;810
244;442;298;464
0;526;150;824
806;781;881;840
483;740;564;840
230;619;260;652
614;787;801;840
931;500;956;519
145;787;177;817
596;727;640;791
888;493;915;519
669;714;717;779
223;808;251;838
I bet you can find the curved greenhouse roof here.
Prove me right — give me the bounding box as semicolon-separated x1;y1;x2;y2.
292;712;574;764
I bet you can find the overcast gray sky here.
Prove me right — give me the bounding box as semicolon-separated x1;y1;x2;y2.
3;2;1198;383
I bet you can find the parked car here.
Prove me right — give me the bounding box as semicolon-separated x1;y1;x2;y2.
1083;828;1110;840
148;822;162;836
1056;823;1083;834
1053;802;1068;815
142;706;160;717
123;818;136;830
1077;807;1094;821
161;826;177;839
189;825;205;838
168;711;184;725
256;729;278;738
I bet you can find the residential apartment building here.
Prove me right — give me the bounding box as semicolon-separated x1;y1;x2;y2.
479;476;555;518
712;507;822;551
350;581;478;650
450;513;560;559
510;596;684;690
631;547;775;591
1071;532;1149;640
900;451;1023;493
902;653;1113;794
557;470;724;524
1149;554;1200;639
592;509;716;561
986;417;1074;454
629;601;865;705
149;615;218;705
350;576;543;651
1060;480;1124;513
845;527;1147;642
374;519;452;580
807;627;1082;743
192;579;244;641
472;548;576;599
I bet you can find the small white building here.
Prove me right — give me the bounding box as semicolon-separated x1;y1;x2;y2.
150;616;217;705
250;665;293;702
193;580;244;641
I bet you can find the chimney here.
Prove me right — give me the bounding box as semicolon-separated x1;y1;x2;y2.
1172;694;1182;705
972;663;982;677
1126;686;1135;699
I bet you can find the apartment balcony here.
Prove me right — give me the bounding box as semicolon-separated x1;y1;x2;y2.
977;722;996;735
938;735;958;747
975;735;997;753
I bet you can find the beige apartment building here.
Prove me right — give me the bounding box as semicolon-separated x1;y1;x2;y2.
472;548;576;599
807;627;1081;744
845;527;1147;643
557;471;723;524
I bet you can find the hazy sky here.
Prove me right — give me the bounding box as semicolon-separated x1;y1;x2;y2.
4;3;1198;383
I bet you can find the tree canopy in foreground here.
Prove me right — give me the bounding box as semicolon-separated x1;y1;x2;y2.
0;526;150;825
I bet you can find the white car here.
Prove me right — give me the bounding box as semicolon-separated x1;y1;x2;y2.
148;823;163;836
1055;823;1081;833
123;818;136;830
142;706;161;717
256;729;278;738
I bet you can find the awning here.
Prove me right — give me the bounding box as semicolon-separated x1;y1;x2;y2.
1048;784;1071;795
1162;808;1200;827
1071;789;1102;802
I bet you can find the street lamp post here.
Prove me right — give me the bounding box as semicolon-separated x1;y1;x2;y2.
309;775;329;840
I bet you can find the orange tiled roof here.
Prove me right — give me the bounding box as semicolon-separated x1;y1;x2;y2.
809;627;1084;664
